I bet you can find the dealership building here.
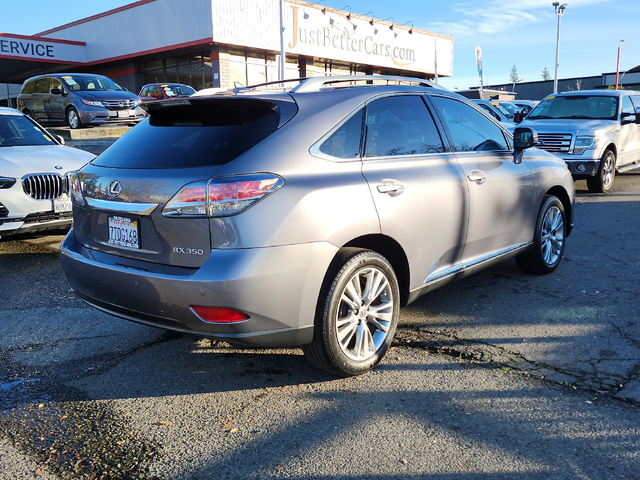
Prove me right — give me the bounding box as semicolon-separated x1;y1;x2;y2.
0;0;454;107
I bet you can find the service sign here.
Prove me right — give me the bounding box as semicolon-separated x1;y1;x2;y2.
212;0;453;76
0;34;86;64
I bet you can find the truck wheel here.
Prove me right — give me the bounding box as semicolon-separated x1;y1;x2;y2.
587;149;616;193
302;248;400;376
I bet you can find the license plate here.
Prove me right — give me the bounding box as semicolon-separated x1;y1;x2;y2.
53;194;72;213
117;110;130;118
108;216;139;249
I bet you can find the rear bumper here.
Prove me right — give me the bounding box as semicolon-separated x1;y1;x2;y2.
59;231;339;347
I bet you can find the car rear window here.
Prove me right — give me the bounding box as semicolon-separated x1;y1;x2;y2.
93;98;294;169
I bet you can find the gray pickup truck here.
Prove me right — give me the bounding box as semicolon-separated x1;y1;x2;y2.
515;90;640;193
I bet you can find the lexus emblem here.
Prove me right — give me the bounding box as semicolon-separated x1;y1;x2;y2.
108;180;122;198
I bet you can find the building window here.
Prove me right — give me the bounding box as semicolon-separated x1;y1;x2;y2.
139;52;213;90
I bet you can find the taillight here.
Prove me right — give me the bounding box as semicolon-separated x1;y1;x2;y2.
191;306;250;323
163;174;284;218
67;171;85;206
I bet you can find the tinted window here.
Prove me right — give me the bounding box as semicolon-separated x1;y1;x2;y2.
364;95;444;157
622;96;634;116
431;96;509;152
319;110;363;159
0;115;56;147
34;78;50;94
93;99;286;169
21;80;35;95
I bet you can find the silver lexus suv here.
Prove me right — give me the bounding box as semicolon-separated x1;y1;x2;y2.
515;90;640;193
60;76;575;376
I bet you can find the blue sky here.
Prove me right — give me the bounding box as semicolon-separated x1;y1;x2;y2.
2;0;639;90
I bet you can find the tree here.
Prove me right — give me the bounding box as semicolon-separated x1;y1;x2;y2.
541;67;551;81
509;65;521;91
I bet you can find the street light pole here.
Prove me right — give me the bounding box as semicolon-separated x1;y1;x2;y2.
615;39;625;90
279;0;286;83
552;2;567;94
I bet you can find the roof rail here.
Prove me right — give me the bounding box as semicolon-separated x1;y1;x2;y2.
290;75;446;93
232;77;310;93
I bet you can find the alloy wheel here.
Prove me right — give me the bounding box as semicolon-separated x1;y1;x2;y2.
335;267;394;361
602;154;614;191
541;206;564;266
68;110;79;129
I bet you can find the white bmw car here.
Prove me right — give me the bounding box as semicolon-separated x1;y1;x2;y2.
0;108;95;239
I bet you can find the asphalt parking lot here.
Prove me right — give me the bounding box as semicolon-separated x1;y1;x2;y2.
1;174;639;480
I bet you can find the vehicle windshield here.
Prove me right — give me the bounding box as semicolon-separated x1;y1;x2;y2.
0;114;56;147
528;95;618;120
60;75;124;92
491;103;513;118
160;84;196;97
495;102;518;116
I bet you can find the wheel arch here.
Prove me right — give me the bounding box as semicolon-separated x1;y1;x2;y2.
343;234;411;306
545;185;573;236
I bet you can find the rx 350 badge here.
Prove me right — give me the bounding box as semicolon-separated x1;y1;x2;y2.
172;247;205;255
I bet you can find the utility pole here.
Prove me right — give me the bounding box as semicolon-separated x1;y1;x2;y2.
552;2;567;94
615;39;625;90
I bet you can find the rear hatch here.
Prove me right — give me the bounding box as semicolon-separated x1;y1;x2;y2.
72;96;297;268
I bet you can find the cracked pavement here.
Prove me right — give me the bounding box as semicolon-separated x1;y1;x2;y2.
0;174;639;479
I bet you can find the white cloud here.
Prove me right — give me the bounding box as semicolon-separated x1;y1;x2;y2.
425;0;613;38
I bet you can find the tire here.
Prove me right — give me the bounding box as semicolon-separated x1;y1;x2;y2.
66;106;82;129
516;195;566;275
587;149;616;193
302;248;400;376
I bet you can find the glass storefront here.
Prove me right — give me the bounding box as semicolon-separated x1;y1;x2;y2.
229;49;298;86
140;51;213;90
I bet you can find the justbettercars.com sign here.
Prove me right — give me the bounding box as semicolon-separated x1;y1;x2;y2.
211;0;453;76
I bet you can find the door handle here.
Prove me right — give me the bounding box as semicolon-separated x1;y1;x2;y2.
467;171;487;184
377;180;404;196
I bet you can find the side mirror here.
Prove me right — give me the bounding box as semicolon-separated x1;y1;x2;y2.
513;127;538;164
621;112;636;125
50;88;62;95
636;109;640;125
513;111;525;124
151;93;161;99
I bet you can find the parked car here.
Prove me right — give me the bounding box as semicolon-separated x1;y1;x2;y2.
16;73;145;129
472;99;514;124
512;100;537;116
138;83;196;102
515;90;640;193
0;108;95;239
59;76;575;376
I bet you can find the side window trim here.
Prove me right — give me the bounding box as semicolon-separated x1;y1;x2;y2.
429;94;513;152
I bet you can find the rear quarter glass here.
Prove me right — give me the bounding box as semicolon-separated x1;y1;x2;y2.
92;98;296;169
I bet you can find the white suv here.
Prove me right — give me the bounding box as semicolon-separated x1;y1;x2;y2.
0;108;95;239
